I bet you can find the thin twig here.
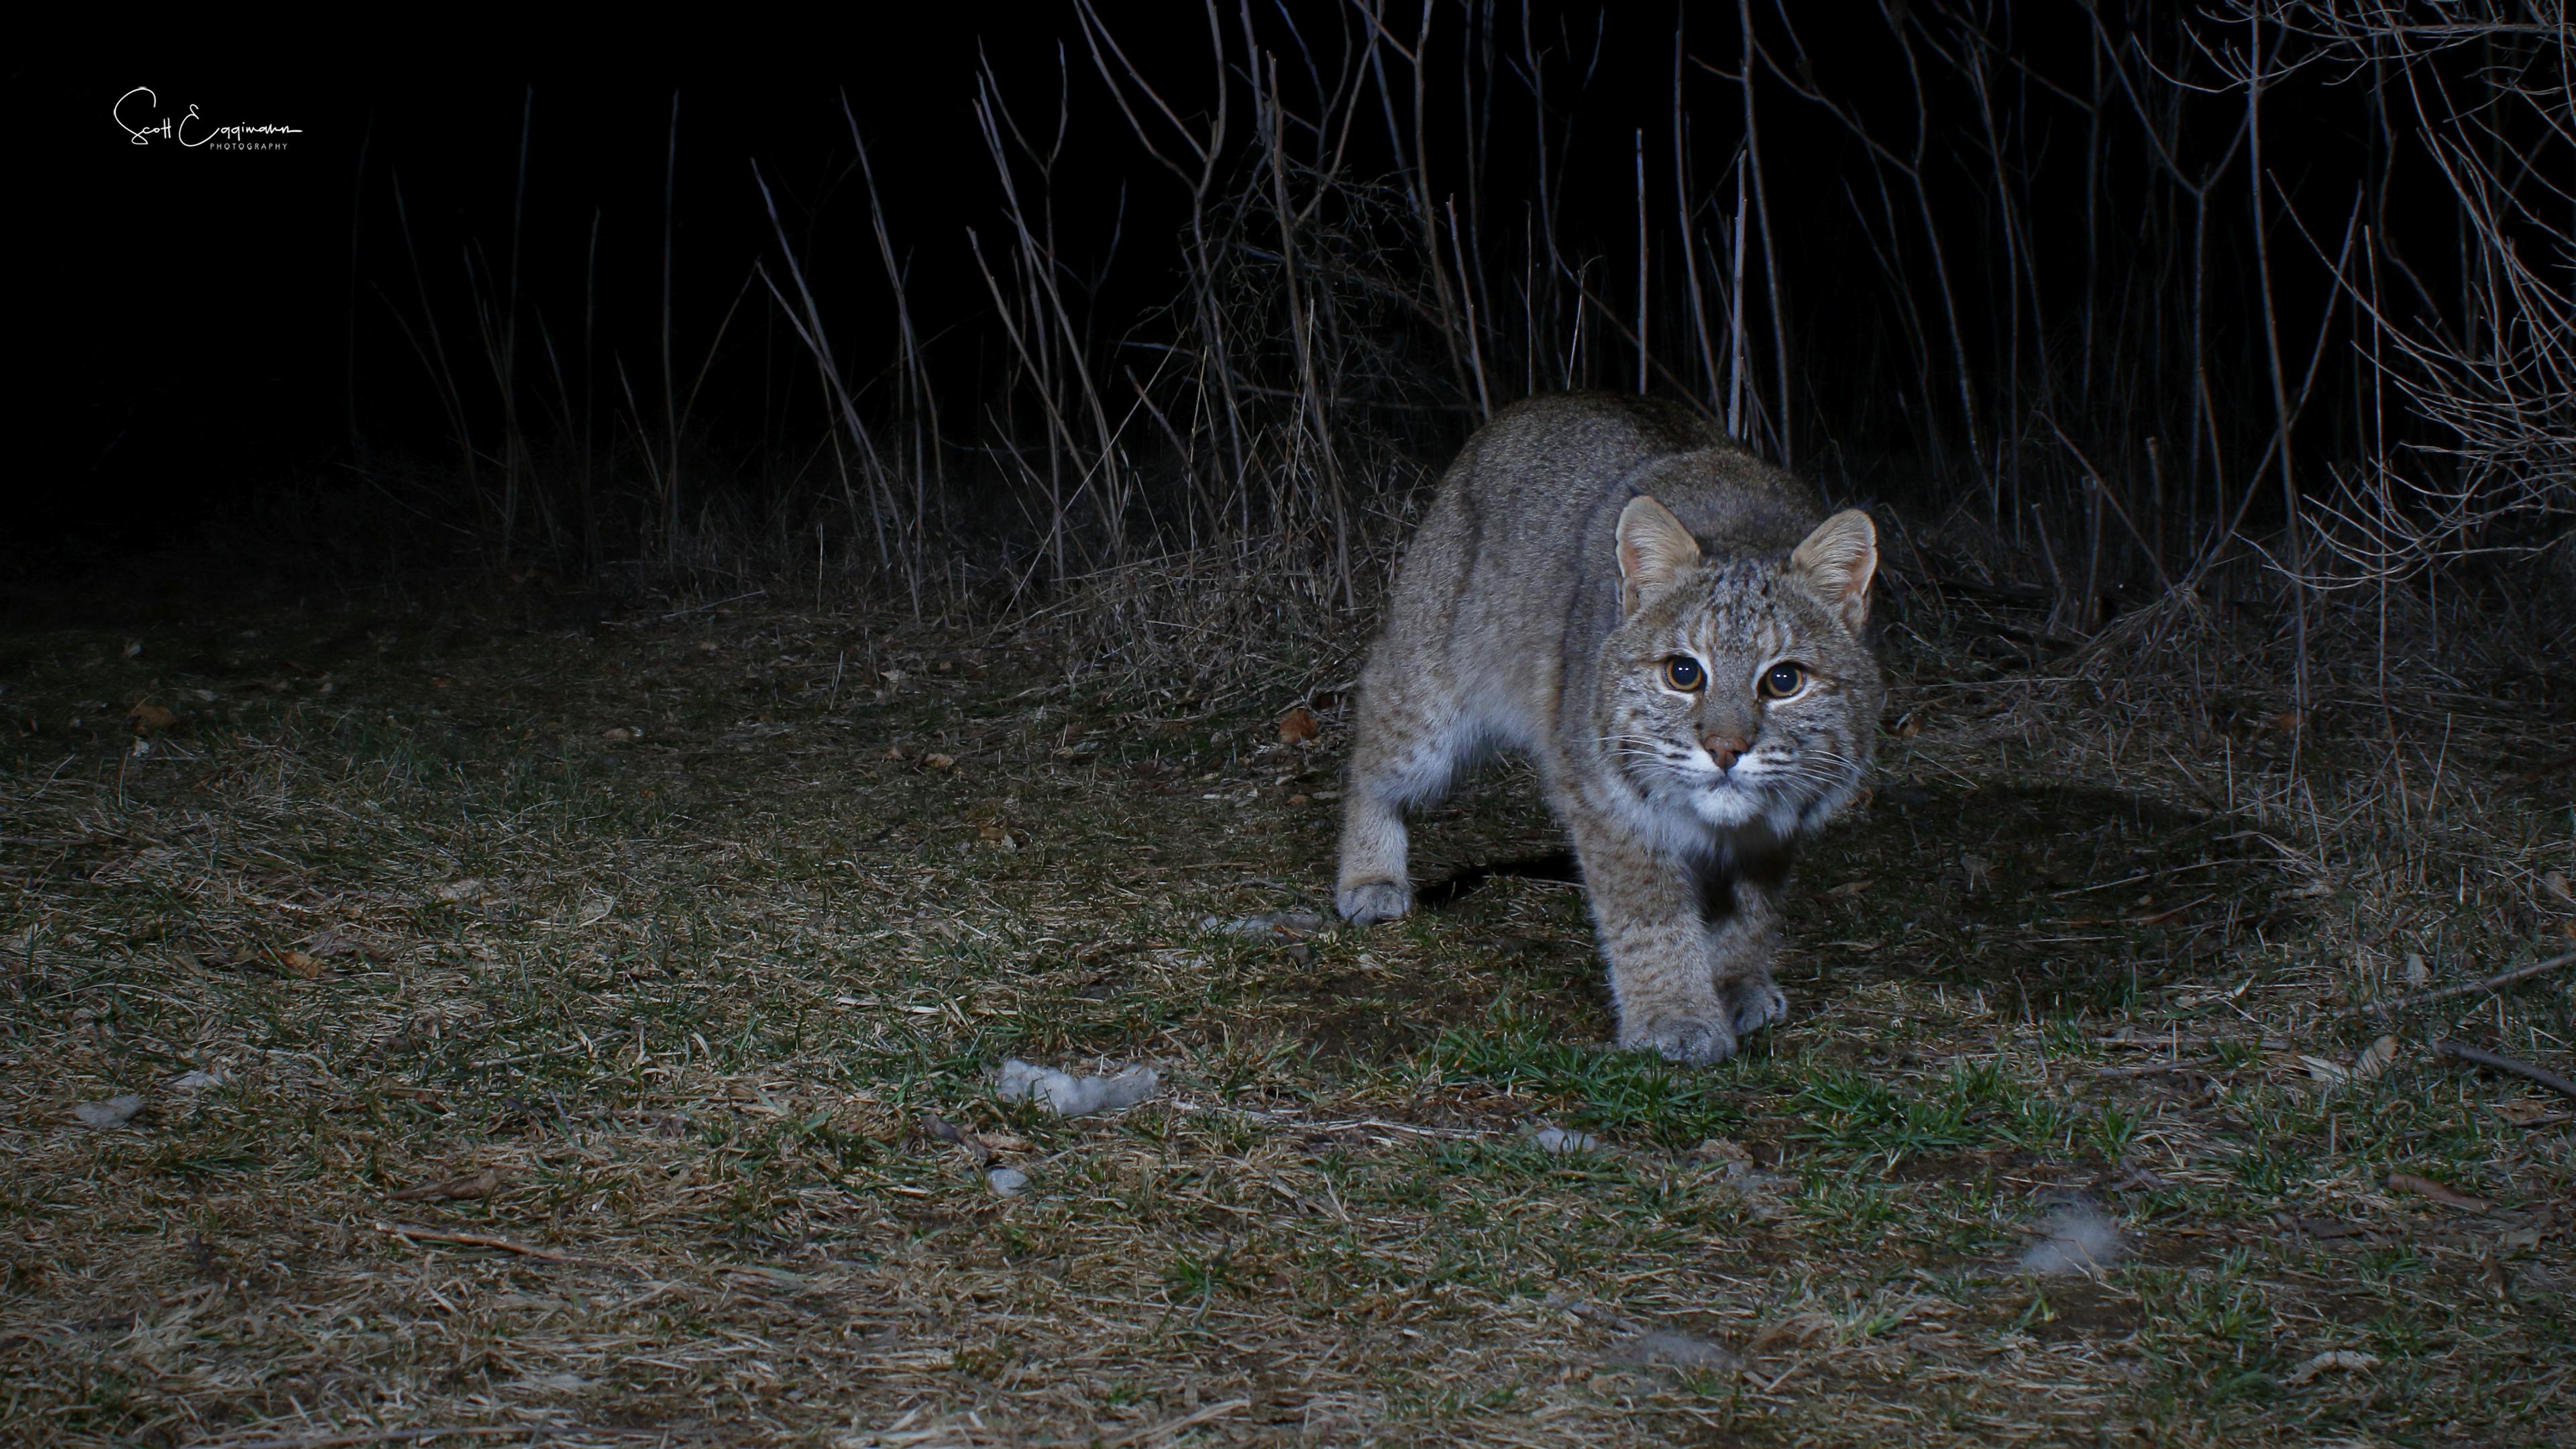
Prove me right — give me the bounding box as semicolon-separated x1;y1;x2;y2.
596;588;769;629
1100;1398;1251;1446
2355;949;2576;1017
2093;1061;2219;1079
186;1426;537;1449
2436;1041;2576;1104
1544;1291;1649;1336
373;1221;582;1263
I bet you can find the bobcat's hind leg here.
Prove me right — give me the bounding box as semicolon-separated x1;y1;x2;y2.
1335;660;1469;925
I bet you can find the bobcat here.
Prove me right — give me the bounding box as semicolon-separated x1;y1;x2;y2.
1335;393;1882;1065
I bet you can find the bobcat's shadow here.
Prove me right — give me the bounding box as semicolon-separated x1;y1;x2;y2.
1415;849;1581;910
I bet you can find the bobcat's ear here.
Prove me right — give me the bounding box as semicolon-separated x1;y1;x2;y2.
1790;509;1878;634
1615;494;1702;617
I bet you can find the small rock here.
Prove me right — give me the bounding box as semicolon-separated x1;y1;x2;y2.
170;1069;227;1092
73;1094;145;1129
986;1168;1028;1197
1532;1126;1601;1155
2286;1348;2377;1385
1606;1330;1741;1373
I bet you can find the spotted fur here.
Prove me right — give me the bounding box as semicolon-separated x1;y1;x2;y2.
1335;393;1884;1065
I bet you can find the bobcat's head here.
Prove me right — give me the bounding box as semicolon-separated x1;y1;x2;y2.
1597;496;1883;841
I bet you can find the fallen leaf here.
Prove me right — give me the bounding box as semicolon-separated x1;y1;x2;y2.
273;949;326;979
1277;706;1321;745
2286;1348;2377;1385
72;1094;146;1129
975;1130;1034;1154
921;753;956;771
2404;952;2429;987
127;701;176;734
122;640;144;659
1746;1313;1835;1354
2349;1034;2399;1084
388;1167;501;1202
600;725;639;741
2542;870;2574;906
171;1068;227;1091
2105;1163;2169;1193
2493;1099;2573;1128
920;1112;991;1167
430;877;487;904
1826;879;1873;898
1959;855;1992;892
2390;1171;2493;1213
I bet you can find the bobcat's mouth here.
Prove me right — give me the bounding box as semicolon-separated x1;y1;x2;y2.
1688;776;1785;830
1679;753;1817;835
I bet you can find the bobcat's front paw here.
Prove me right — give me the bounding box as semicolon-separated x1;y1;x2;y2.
1620;1013;1741;1066
1717;971;1788;1036
1336;878;1413;925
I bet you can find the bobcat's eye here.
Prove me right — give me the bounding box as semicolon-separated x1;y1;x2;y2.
1663;655;1705;692
1758;662;1808;700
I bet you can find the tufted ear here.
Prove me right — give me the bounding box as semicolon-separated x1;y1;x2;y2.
1615;494;1702;617
1790;509;1878;634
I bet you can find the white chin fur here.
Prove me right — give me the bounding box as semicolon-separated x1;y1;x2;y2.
1690;789;1762;828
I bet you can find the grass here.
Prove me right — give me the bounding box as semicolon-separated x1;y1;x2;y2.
0;575;2569;1447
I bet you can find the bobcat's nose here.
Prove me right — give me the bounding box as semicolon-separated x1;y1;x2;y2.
1703;732;1750;770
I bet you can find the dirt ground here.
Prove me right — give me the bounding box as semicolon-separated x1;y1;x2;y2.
3;578;2571;1447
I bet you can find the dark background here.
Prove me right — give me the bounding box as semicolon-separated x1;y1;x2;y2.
12;6;2500;603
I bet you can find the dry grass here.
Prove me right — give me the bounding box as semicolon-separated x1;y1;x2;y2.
3;572;2570;1448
